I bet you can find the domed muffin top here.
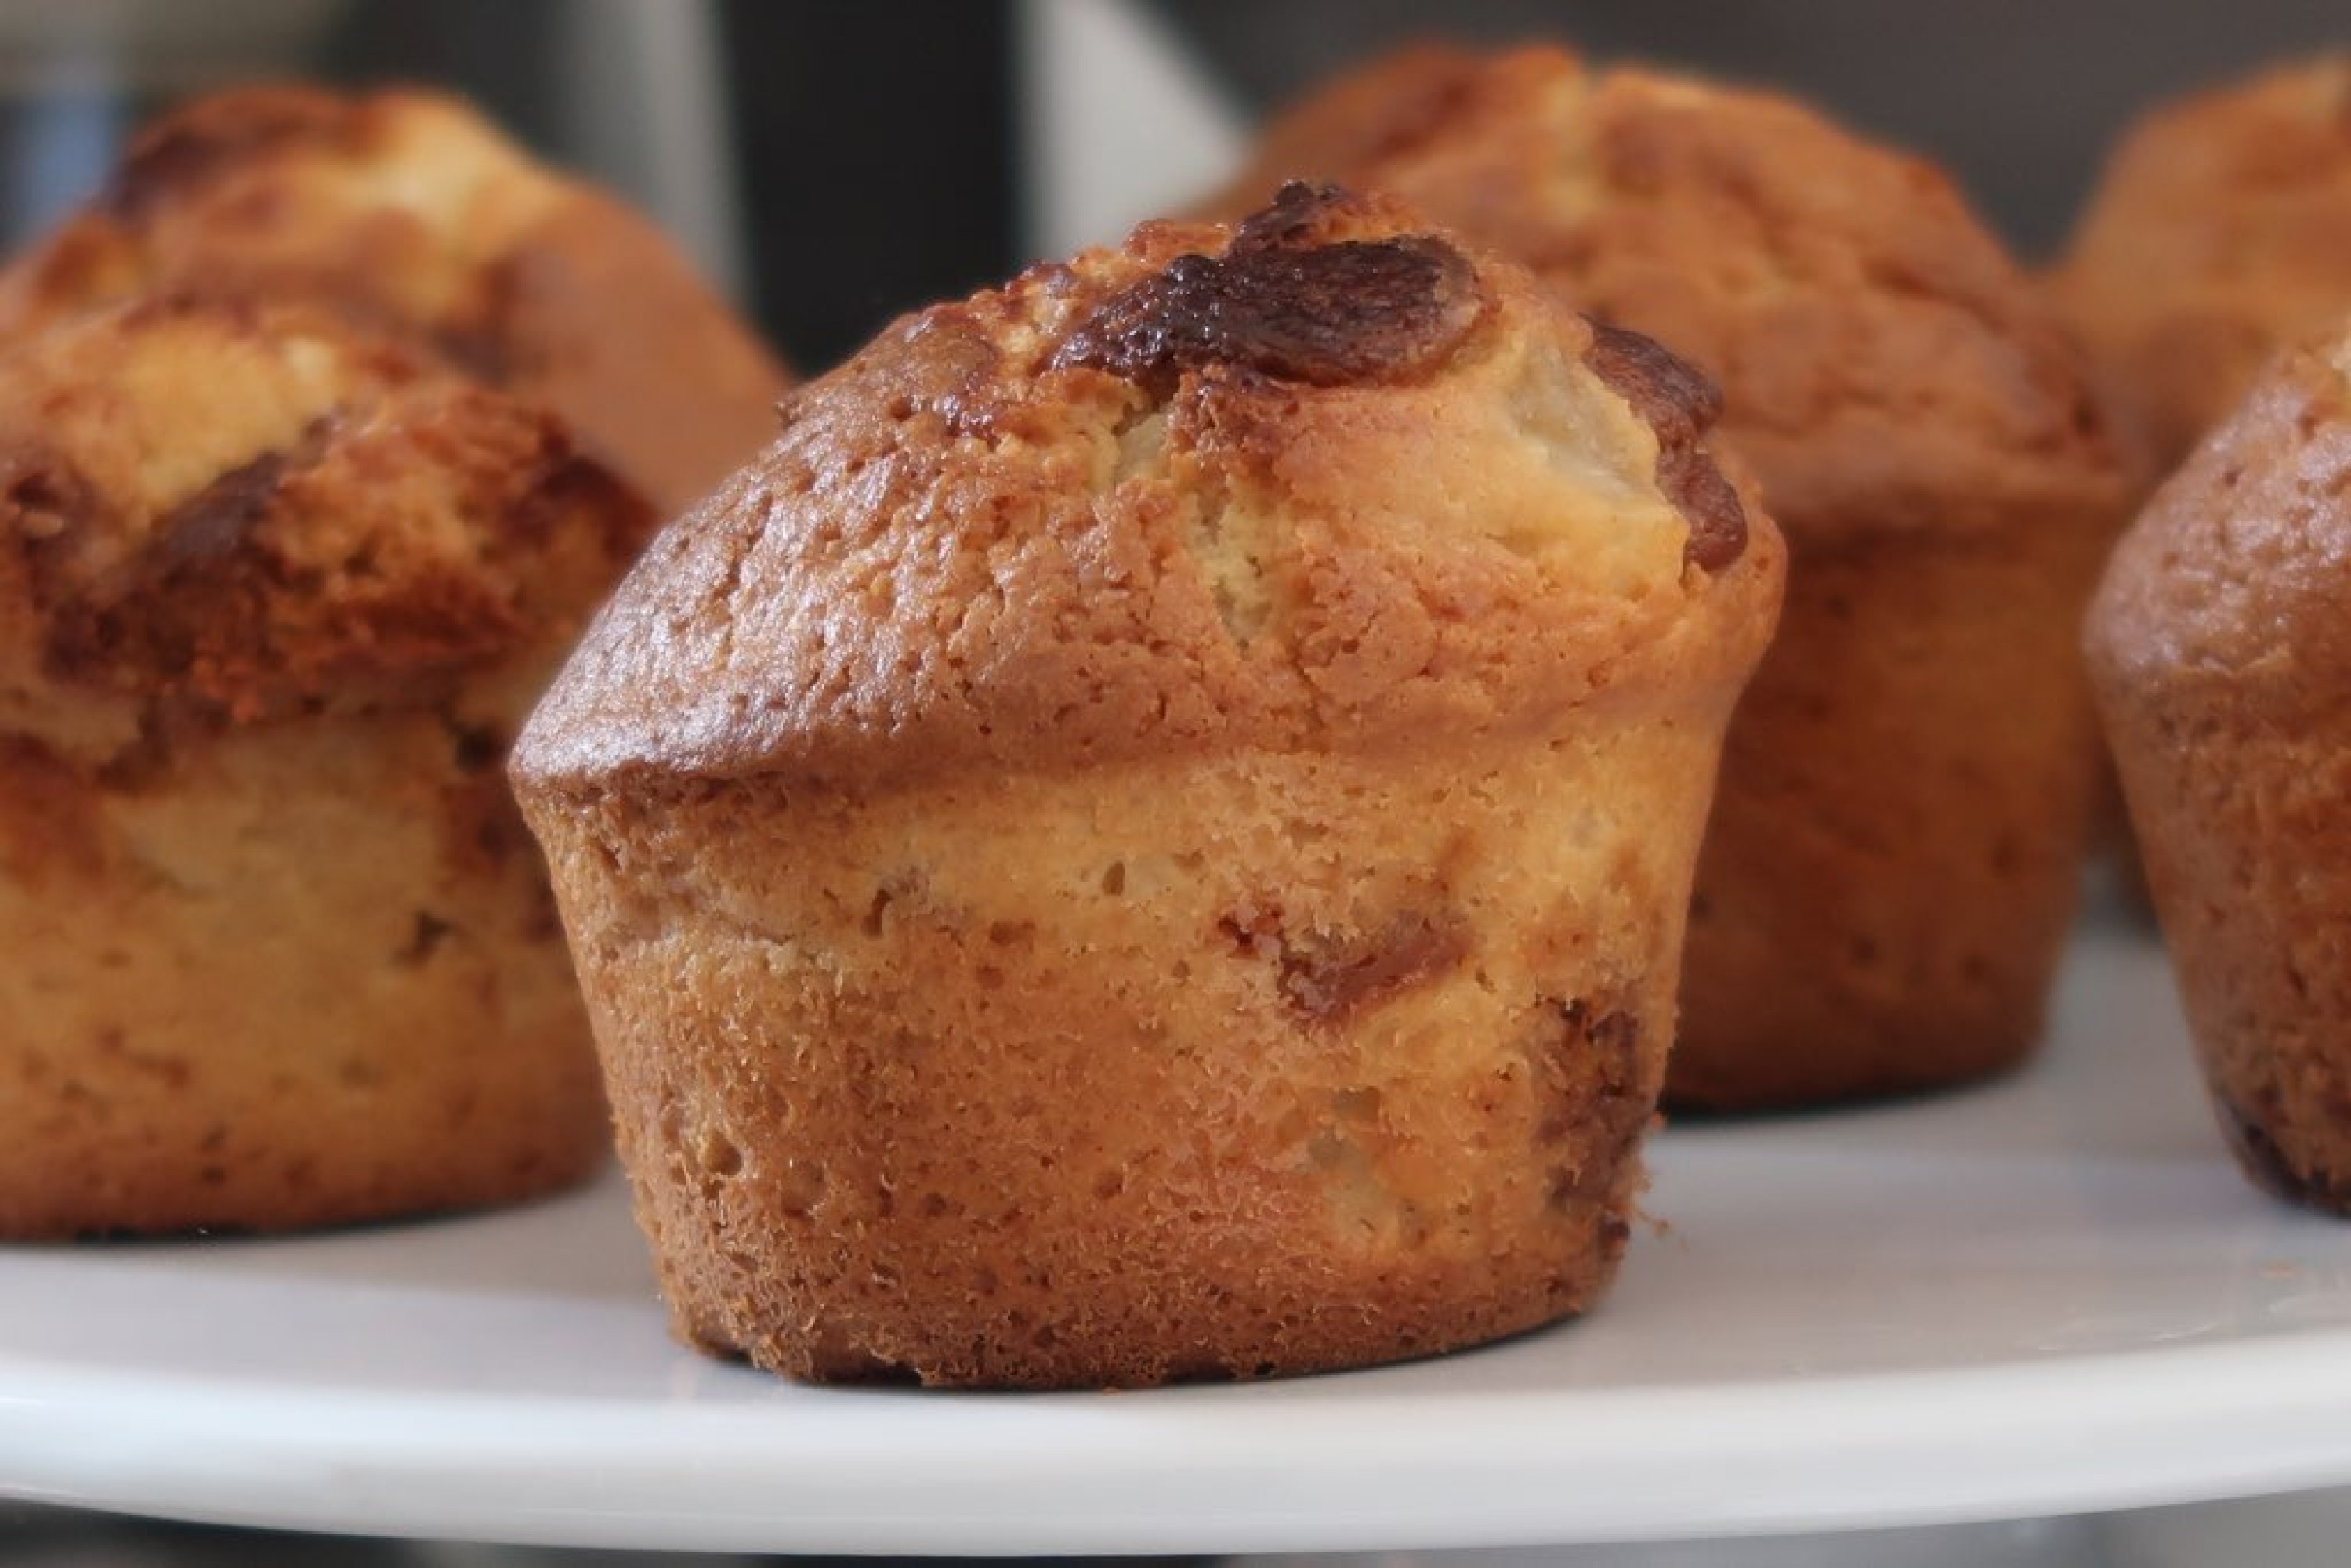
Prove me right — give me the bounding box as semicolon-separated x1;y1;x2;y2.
2056;54;2351;476
0;84;788;512
1217;45;2119;536
0;295;652;766
2088;321;2351;719
513;185;1783;795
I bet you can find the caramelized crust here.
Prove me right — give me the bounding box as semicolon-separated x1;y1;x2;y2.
0;296;650;755
0;84;788;514
1054;184;1487;393
1581;320;1746;570
516;185;1773;795
2056;54;2351;480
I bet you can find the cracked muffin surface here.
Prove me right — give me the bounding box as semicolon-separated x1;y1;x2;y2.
0;83;788;515
0;296;654;1236
513;185;1783;1388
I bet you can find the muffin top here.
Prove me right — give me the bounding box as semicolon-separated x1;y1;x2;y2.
1216;45;2119;536
0;295;653;766
514;184;1783;795
2087;321;2351;720
2056;54;2351;478
0;84;788;513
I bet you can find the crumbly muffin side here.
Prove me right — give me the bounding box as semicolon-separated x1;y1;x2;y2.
549;736;1727;1385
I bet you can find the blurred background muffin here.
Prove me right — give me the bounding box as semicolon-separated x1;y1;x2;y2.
2053;53;2351;487
0;80;788;514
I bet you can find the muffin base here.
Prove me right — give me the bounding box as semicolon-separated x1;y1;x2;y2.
2103;699;2351;1213
533;723;1730;1388
0;715;608;1237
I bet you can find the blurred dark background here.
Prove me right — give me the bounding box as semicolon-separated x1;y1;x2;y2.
0;0;2342;371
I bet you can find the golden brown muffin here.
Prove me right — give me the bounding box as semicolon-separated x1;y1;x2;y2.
511;184;1784;1388
0;83;788;516
2055;54;2351;484
0;295;654;1237
1216;45;2130;1110
2086;323;2351;1213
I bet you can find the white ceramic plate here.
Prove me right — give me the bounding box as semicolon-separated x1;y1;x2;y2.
8;922;2351;1556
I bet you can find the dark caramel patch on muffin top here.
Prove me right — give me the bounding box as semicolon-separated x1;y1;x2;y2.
0;297;654;731
1053;183;1483;397
147;432;323;574
511;181;1787;794
1581;320;1748;571
100;88;360;221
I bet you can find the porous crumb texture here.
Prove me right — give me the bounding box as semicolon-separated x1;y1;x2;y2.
0;719;607;1236
0;298;654;1235
2055;54;2351;482
1215;45;2128;1109
513;186;1784;1385
0;83;788;514
534;740;1715;1387
2086;329;2351;1214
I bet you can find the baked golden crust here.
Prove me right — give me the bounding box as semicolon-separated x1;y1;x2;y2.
516;183;1777;795
2055;55;2351;480
0;84;788;515
2086;327;2351;1211
545;739;1728;1386
2090;333;2351;699
1215;47;2130;1108
0;298;653;1236
0;295;645;751
514;186;1784;1386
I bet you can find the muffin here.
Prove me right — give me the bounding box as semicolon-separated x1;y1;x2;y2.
0;83;787;516
2054;54;2351;484
1216;45;2131;1109
0;295;654;1237
510;184;1784;1387
2086;322;2351;1212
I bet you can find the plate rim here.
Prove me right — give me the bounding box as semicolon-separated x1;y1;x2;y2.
9;1318;2351;1552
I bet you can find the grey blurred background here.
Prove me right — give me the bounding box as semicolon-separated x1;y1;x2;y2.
0;0;2342;370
